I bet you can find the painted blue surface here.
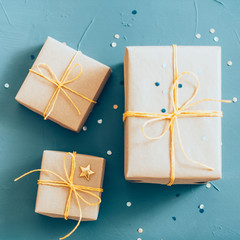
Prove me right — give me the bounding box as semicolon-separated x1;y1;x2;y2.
0;0;239;239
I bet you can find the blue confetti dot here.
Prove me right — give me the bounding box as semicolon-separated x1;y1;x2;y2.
178;83;183;88
132;9;137;15
199;209;204;213
172;216;176;221
30;54;35;60
120;81;124;85
161;108;166;113
155;82;160;86
176;193;180;197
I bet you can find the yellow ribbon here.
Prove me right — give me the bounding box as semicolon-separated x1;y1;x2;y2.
123;44;232;186
29;52;96;120
14;152;103;240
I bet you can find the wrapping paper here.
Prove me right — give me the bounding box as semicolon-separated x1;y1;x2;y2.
124;46;222;184
15;37;111;132
35;150;105;221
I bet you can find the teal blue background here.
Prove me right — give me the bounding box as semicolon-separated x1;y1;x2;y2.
0;0;239;239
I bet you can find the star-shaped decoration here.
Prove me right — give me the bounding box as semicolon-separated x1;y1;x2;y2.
79;164;94;180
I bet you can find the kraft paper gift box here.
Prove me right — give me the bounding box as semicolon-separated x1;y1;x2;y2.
124;45;225;185
15;37;111;132
34;150;105;221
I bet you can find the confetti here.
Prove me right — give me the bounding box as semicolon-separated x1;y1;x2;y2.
161;108;166;113
138;228;143;233
178;83;183;88
137;238;142;240
107;150;112;155
172;216;177;221
201;136;207;141
114;34;120;39
195;33;201;39
4;83;9;89
132;9;138;15
199;204;204;209
126;201;132;207
113;104;118;109
111;42;117;47
206;183;211;188
155;82;160;86
82;126;87;131
214;36;219;42
232;97;237;103
210;28;215;34
97;119;102;124
162;89;168;95
162;63;167;68
176;193;180;197
227;61;232;66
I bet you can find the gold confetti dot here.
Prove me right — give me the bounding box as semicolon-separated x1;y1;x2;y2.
138;228;143;233
113;104;118;109
114;34;120;39
227;61;232;66
210;28;215;34
206;183;211;188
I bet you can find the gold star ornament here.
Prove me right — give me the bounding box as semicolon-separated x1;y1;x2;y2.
79;164;94;180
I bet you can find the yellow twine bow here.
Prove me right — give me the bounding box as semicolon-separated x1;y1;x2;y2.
29;52;96;120
14;152;103;240
123;44;232;186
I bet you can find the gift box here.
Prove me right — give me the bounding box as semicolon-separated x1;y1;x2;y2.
15;37;111;132
35;150;105;221
123;45;227;185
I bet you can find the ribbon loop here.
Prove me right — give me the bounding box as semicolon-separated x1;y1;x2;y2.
14;152;103;239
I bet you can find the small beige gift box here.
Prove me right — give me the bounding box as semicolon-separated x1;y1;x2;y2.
15;37;111;132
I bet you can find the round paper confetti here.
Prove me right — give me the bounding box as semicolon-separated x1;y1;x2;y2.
214;36;219;42
97;119;102;124
206;183;211;188
126;201;132;207
232;97;237;103
162;89;168;95
114;34;120;39
162;63;167;68
111;42;117;47
113;104;118;109
161;108;166;113
178;83;183;88
199;204;204;209
4;83;9;89
137;238;142;240
107;150;112;155
195;33;201;39
82;126;87;131
138;228;143;233
201;136;206;141
210;28;215;34
172;216;176;221
155;82;160;86
132;9;137;15
227;61;232;66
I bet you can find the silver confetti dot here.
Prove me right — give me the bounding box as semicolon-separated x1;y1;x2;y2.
138;228;143;233
162;89;168;95
214;36;219;42
4;83;9;89
98;119;103;124
232;97;237;103
107;150;112;155
114;34;120;39
126;201;132;207
82;126;87;131
162;63;167;68
210;28;215;34
195;33;201;39
111;42;117;47
201;136;206;141
227;61;232;66
206;183;211;188
199;204;204;209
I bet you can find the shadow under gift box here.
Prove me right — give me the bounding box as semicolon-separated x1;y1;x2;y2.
35;150;105;221
15;37;111;132
124;46;223;185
